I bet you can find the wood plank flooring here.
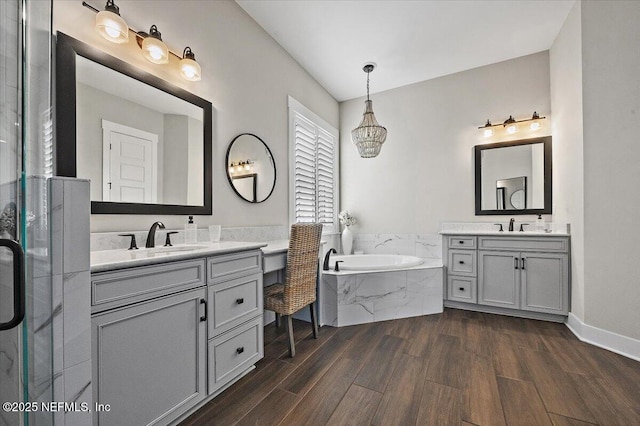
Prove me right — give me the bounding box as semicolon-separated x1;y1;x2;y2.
181;308;640;426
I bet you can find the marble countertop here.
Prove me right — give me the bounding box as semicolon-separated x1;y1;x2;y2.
440;222;569;236
440;230;570;236
260;239;289;255
91;241;267;273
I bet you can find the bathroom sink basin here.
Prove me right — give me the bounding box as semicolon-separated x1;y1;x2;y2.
146;245;208;254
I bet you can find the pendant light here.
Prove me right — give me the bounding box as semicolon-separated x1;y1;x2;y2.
95;0;129;44
351;63;387;158
179;47;202;81
141;25;169;64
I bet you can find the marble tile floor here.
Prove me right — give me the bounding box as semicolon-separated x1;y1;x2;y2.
181;308;640;426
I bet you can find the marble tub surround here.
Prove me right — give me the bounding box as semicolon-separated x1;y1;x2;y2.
90;225;288;252
440;222;570;235
320;266;443;327
351;233;442;259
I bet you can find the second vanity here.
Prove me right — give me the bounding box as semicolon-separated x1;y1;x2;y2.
90;242;267;426
442;224;570;322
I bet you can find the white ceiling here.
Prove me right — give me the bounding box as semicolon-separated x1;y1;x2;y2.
236;0;575;102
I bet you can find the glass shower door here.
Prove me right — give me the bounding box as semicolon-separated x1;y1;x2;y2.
0;0;53;425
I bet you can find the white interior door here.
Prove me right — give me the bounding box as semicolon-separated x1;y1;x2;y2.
102;120;158;203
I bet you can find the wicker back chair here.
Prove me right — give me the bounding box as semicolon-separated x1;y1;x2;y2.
264;223;323;357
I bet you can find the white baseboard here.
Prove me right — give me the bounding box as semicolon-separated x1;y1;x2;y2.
566;313;640;362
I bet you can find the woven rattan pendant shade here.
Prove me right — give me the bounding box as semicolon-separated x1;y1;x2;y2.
351;64;387;158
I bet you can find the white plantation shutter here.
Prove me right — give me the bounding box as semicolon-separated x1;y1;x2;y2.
289;97;339;233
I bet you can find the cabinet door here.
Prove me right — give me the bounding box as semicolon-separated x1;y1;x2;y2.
92;288;207;426
478;251;520;309
521;253;569;314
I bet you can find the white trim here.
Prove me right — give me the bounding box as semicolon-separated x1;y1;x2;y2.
566;312;640;362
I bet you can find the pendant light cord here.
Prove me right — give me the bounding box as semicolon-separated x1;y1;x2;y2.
366;70;370;101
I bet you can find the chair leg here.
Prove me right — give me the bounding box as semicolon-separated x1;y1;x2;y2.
275;312;281;328
310;303;318;339
285;315;295;357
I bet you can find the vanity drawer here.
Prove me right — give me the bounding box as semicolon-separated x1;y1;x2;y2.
478;237;568;253
207;250;262;284
448;236;477;249
263;252;287;274
447;249;477;277
208;273;263;338
208;317;263;394
447;276;477;303
91;259;206;313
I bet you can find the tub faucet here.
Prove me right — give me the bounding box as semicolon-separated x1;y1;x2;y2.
323;248;337;271
146;221;166;248
508;218;515;232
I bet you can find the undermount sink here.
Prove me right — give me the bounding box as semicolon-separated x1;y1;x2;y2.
147;245;208;254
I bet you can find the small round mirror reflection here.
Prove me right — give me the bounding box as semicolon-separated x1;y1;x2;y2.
510;189;526;209
226;133;276;203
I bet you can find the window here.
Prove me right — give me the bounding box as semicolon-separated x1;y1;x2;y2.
288;96;339;234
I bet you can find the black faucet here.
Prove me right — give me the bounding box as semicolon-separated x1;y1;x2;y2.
146;221;166;248
323;248;337;271
508;218;515;232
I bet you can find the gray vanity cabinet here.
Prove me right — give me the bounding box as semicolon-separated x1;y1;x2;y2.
92;286;207;426
444;234;570;321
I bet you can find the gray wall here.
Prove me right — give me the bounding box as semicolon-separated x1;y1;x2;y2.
582;1;640;340
162;114;189;205
339;51;552;234
54;0;339;232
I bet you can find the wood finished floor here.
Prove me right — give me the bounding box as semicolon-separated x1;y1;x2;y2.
181;308;640;426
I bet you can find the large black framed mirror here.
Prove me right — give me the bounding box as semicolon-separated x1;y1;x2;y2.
55;32;212;215
225;133;276;203
475;136;552;215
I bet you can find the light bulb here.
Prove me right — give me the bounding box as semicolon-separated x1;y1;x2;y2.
530;121;541;131
141;25;168;64
179;48;201;82
506;124;518;134
95;1;129;44
483;128;493;138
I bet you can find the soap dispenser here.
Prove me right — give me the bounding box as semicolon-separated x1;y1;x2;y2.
185;216;198;244
535;215;544;232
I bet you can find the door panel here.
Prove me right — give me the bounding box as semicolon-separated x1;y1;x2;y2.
521;253;569;314
478;251;520;308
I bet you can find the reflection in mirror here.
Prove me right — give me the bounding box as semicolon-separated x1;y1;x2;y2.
55;33;212;215
76;56;204;206
225;134;276;203
475;136;551;215
496;176;527;210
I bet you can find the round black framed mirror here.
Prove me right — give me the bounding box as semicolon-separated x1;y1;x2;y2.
225;133;276;203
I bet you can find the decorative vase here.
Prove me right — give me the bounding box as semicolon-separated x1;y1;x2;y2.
341;226;353;255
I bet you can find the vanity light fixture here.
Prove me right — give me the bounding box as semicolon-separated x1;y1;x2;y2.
479;112;546;138
351;63;387;158
179;47;201;81
82;1;202;81
141;25;169;64
94;0;129;44
229;160;254;175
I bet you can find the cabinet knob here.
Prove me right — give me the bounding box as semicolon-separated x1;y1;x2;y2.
459;287;465;291
459;240;464;244
236;298;244;305
236;347;245;354
459;260;464;264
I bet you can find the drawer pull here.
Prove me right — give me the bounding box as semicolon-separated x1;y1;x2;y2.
459;240;464;244
200;299;207;322
458;287;465;291
521;258;526;270
236;347;244;354
458;260;464;264
236;298;244;305
514;258;519;270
